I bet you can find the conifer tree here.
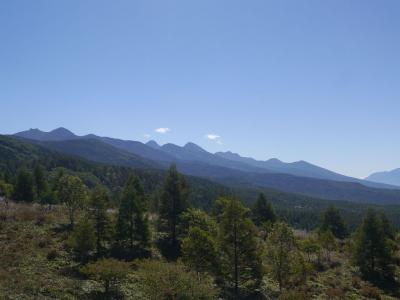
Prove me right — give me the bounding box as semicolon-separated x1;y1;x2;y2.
353;209;394;280
71;216;96;263
267;222;296;292
14;169;35;202
33;165;47;199
182;226;219;275
115;175;150;259
320;206;347;239
218;198;263;297
89;185;111;256
157;164;189;260
252;192;276;226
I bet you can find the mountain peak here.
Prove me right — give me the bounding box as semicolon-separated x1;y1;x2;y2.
146;140;160;149
51;127;74;134
184;142;207;153
48;127;76;139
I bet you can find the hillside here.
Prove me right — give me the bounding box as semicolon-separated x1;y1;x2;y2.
3;135;400;230
12;131;400;205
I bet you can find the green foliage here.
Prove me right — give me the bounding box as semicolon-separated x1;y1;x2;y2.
58;175;87;228
182;227;219;275
266;222;297;292
0;180;13;199
14;168;35;202
115;175;150;259
133;260;219;300
352;209;395;281
157;164;189;261
218;198;263;297
299;236;321;263
89;185;112;256
317;230;337;263
70;216;96;262
33;165;47;199
320;206;347;239
81;258;130;297
180;208;218;236
252;192;276;226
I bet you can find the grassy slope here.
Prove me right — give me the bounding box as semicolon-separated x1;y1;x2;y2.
1;203;398;299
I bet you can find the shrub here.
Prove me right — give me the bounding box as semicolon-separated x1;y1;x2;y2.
133;260;219;300
360;284;381;299
81;258;130;297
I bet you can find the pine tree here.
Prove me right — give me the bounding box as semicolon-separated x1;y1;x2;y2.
58;175;87;228
89;186;111;256
266;222;296;292
218;198;263;297
157;165;189;261
252;193;277;226
70;216;96;263
33;165;47;200
14;169;35;202
180;209;219;274
353;209;394;280
115;175;150;259
320;206;347;239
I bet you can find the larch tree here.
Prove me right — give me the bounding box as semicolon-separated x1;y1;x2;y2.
353;209;395;280
252;192;277;226
320;205;347;239
218;198;263;297
115;175;150;259
89;185;111;256
157;164;189;261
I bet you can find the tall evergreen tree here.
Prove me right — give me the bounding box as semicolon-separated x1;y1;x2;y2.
320;205;347;239
33;165;47;199
14;169;35;202
267;222;297;292
115;175;150;259
353;209;394;280
218;198;263;297
157;165;189;261
89;186;111;256
252;193;277;226
71;216;96;263
181;209;219;275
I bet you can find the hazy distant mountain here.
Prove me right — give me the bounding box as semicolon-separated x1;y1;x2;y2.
159;142;270;173
366;169;400;187
13;127;397;193
31;138;160;169
15;127;77;141
146;140;161;150
12;128;400;205
215;151;392;189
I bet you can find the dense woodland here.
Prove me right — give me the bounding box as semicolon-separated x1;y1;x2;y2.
1;158;400;299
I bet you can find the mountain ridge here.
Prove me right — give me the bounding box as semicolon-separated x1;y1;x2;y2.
13;127;397;191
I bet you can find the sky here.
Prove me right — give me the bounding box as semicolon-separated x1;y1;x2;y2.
1;0;399;179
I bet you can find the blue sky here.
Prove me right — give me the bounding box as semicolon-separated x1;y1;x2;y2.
1;0;399;178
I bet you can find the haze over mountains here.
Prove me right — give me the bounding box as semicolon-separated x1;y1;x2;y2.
12;127;400;204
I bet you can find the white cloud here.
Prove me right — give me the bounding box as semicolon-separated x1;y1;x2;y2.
143;133;151;139
206;133;222;145
206;134;220;140
155;127;171;134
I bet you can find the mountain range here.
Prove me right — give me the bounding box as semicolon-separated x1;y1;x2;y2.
366;169;400;187
12;127;400;204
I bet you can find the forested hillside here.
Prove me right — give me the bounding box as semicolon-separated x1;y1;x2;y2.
1;164;400;299
3;134;400;229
